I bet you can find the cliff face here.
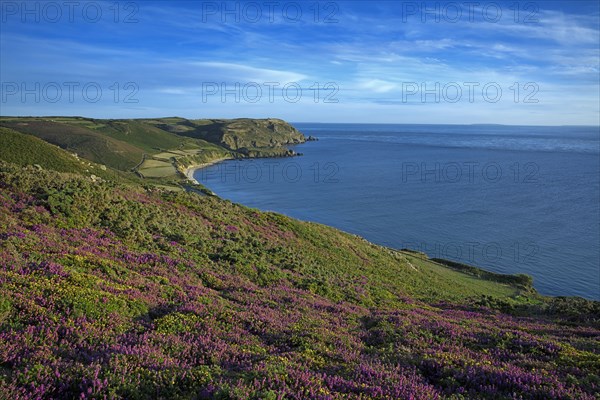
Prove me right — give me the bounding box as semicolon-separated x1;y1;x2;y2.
188;118;306;151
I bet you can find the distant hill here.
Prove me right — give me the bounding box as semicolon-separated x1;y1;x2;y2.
0;116;308;182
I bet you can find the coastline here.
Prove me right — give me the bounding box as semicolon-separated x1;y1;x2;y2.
182;148;304;185
183;157;233;185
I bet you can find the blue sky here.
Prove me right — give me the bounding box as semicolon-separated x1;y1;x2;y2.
1;0;599;124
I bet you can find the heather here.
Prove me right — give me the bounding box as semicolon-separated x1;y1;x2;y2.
0;162;599;399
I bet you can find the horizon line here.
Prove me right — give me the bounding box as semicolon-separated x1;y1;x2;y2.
1;115;599;128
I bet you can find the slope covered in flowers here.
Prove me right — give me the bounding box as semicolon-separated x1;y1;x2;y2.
0;162;599;399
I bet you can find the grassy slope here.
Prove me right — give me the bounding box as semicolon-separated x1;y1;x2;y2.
0;127;139;183
0;127;86;173
95;120;186;153
0;119;145;171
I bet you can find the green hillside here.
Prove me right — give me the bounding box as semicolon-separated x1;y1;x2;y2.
0;127;138;183
0;116;307;182
0;119;146;171
0;127;86;173
92;119;187;153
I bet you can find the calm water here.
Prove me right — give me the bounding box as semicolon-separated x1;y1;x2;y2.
195;124;600;300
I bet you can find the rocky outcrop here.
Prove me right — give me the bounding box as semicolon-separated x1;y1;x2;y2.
184;118;307;151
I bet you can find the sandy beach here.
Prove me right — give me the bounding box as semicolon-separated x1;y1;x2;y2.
183;157;232;185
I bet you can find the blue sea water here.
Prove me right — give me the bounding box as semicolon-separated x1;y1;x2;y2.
195;124;600;300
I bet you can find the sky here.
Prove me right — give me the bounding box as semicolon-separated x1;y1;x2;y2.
0;0;599;125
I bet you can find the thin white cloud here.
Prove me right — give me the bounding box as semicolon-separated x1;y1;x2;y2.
357;79;397;93
189;62;308;83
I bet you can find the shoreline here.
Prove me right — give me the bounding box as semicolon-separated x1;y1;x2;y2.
182;149;305;185
183;157;233;185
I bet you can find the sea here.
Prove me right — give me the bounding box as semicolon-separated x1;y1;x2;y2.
194;124;600;300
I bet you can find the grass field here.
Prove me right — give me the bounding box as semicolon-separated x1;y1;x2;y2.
137;159;178;178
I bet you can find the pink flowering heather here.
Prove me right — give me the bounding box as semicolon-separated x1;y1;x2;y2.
0;163;598;399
